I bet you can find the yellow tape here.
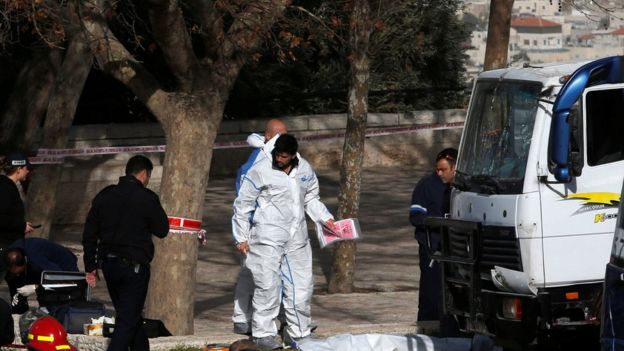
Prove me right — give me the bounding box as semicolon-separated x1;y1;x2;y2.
56;345;71;350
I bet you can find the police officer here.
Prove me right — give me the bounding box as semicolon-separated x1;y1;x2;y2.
82;155;169;351
0;152;34;253
409;148;459;337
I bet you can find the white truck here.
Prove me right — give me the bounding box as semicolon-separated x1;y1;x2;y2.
425;56;624;350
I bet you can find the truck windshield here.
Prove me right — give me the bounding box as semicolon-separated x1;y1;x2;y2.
456;81;542;194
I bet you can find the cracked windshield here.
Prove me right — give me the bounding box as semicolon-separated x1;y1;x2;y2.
458;81;542;190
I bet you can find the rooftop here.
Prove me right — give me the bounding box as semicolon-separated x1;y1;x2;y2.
511;17;561;28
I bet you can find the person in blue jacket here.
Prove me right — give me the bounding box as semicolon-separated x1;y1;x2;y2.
3;237;78;314
232;119;287;335
409;148;458;337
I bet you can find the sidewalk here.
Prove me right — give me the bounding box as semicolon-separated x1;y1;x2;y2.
7;166;428;349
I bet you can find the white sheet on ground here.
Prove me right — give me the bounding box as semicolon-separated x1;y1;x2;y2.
298;333;502;351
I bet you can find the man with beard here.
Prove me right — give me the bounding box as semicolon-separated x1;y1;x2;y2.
232;134;334;350
232;119;287;336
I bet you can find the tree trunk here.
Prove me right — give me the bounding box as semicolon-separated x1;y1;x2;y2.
0;50;62;153
26;33;92;238
328;0;372;294
144;97;222;335
80;0;285;334
483;0;514;71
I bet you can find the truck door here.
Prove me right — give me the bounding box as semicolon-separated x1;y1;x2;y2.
601;181;624;351
540;84;624;287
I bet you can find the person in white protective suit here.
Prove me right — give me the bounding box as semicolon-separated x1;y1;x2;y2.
232;119;287;335
232;134;335;350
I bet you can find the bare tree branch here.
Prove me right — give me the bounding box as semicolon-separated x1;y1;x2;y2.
185;0;225;63
290;5;348;46
145;0;199;92
222;0;290;59
80;0;171;126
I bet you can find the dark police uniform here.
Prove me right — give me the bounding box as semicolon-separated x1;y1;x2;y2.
5;238;79;314
0;297;13;344
82;175;168;351
0;175;26;249
409;171;458;336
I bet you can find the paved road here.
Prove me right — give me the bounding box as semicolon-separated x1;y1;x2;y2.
4;166;429;347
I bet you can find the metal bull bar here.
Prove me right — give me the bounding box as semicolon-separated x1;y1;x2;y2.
424;217;484;331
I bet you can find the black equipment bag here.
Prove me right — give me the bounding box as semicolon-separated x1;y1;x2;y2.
61;300;105;334
142;318;172;338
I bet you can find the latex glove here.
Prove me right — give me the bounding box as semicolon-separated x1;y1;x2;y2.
16;284;37;296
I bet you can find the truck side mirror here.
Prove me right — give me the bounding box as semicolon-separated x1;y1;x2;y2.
567;107;584;177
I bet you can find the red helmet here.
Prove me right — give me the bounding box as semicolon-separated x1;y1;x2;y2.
26;316;76;351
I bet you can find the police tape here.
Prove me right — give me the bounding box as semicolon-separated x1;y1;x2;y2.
30;121;464;164
168;216;207;245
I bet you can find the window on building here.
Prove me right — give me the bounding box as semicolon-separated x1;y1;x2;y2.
586;88;624;166
544;39;547;45
524;39;530;45
533;40;537;46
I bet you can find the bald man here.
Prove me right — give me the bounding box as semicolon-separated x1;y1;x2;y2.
235;119;287;194
232;119;287;335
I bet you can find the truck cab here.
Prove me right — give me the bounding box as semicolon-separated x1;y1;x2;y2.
426;56;624;350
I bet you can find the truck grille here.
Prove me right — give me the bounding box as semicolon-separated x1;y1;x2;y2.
481;226;522;274
446;225;522;276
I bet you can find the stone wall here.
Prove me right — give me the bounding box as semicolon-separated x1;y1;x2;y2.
47;110;465;233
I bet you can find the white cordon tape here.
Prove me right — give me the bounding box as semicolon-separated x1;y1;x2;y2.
30;122;464;164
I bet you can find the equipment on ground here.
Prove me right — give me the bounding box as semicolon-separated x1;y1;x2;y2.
425;56;624;350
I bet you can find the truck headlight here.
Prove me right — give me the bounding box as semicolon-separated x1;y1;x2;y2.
501;297;523;320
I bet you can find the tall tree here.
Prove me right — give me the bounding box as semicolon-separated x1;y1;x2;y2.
225;0;469;118
0;50;61;153
328;0;372;293
323;0;468;292
27;21;93;238
483;0;514;71
79;0;290;334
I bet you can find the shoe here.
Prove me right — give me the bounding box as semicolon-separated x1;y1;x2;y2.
283;332;320;350
279;320;318;334
233;322;251;336
415;320;440;336
253;335;283;350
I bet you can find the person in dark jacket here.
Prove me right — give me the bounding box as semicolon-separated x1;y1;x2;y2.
3;237;79;314
82;155;169;351
0;297;14;345
409;148;458;337
0;151;34;252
